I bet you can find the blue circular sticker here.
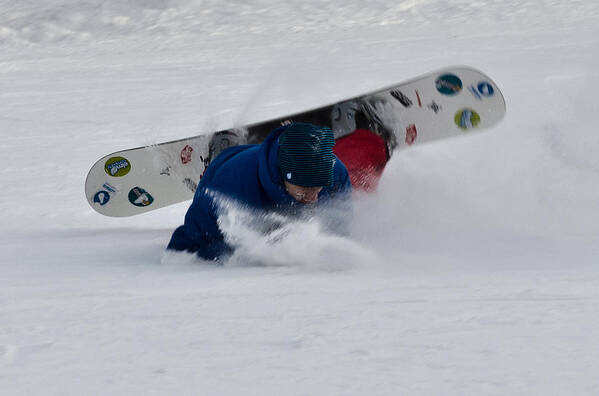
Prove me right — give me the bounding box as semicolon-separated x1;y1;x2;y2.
477;81;494;97
93;190;110;205
436;74;463;96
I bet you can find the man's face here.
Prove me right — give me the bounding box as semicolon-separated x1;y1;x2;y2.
284;181;323;204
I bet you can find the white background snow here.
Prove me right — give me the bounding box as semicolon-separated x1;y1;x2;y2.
1;0;599;394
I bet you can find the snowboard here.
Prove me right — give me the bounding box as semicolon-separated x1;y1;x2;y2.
86;66;506;217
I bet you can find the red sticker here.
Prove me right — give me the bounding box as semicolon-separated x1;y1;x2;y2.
181;145;193;164
415;90;422;107
405;124;417;145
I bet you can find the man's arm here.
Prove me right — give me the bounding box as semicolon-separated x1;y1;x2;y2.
167;186;233;261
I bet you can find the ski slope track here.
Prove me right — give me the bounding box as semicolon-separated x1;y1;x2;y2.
1;1;598;395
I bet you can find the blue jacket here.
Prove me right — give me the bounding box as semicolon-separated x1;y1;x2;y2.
167;125;352;261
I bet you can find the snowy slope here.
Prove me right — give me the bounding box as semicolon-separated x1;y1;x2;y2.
1;1;599;395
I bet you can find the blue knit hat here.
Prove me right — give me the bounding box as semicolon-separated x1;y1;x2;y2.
277;123;336;187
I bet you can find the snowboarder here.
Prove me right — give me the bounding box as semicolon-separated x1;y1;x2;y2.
167;122;352;261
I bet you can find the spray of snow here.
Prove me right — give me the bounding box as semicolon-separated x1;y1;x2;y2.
215;195;381;271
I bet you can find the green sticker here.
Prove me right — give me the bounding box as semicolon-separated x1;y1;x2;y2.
436;74;463;96
454;109;481;130
105;156;131;177
128;187;154;207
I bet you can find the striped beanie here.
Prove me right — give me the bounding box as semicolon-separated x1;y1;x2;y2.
277;123;336;187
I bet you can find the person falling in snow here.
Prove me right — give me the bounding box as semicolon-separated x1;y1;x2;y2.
167;122;353;261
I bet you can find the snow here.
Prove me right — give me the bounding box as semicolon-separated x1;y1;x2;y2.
1;0;599;394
